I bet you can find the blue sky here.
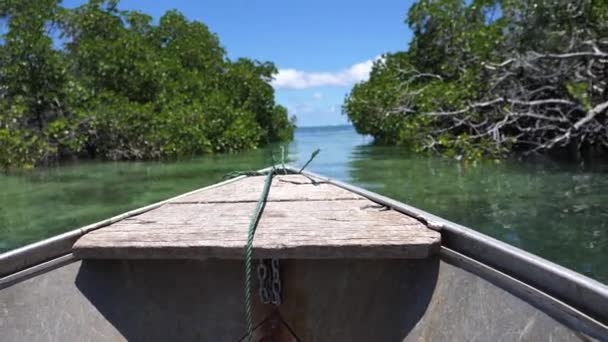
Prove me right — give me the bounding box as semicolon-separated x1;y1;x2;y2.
63;0;416;126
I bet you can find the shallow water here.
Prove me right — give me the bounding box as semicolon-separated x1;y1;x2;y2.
1;125;606;283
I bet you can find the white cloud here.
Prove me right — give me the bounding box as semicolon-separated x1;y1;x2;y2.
312;92;323;100
287;103;315;115
272;57;379;89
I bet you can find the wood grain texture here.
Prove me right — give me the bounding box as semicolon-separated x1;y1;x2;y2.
170;174;364;203
73;175;441;259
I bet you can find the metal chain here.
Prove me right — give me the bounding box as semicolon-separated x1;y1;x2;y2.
241;148;320;341
270;258;282;305
257;261;271;304
256;258;282;306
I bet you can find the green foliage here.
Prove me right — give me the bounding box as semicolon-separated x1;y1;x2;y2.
344;52;411;144
0;101;51;169
344;0;608;160
0;0;293;169
565;82;591;111
345;0;507;156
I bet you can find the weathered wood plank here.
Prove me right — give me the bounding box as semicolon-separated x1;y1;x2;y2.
170;174;364;203
73;199;440;259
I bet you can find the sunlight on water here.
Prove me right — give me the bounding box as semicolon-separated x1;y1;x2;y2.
1;125;606;283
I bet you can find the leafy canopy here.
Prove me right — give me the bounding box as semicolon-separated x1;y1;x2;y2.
0;0;294;169
344;0;608;161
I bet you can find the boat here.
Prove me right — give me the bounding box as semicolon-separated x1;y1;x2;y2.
1;165;607;341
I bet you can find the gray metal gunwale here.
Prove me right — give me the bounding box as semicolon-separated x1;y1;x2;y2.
0;170;270;277
292;166;608;325
0;254;77;290
1;165;606;327
440;247;607;339
2;247;605;339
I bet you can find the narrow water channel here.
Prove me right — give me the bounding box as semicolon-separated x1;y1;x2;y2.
1;125;606;282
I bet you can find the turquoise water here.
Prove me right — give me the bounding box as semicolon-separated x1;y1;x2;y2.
1;125;606;283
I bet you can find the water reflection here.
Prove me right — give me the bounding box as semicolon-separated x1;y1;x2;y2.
0;125;606;283
287;126;607;282
346;143;608;283
0;149;275;252
288;125;372;180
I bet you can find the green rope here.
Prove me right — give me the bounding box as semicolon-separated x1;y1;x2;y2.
244;168;273;340
298;149;320;173
222;170;264;180
242;148;320;341
280;146;288;175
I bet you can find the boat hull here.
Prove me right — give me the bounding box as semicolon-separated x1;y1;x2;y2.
0;253;598;341
1;167;606;341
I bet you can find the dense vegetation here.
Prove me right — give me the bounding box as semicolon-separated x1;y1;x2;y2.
344;0;608;160
0;0;294;169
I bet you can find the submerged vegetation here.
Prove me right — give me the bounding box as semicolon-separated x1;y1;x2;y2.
344;0;608;160
0;0;294;169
